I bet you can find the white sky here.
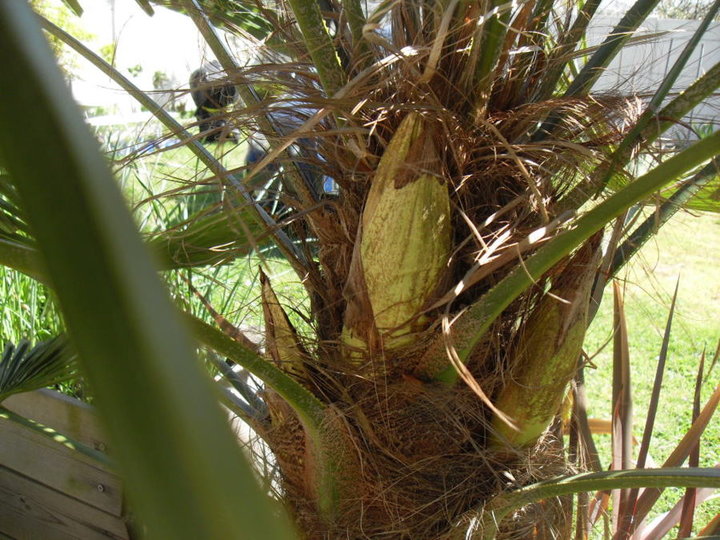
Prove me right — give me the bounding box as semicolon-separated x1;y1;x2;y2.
67;0;216;110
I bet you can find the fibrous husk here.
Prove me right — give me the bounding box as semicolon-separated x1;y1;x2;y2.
261;269;309;381
342;112;452;365
490;234;603;448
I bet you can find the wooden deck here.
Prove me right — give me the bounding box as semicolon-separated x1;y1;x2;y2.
0;389;130;539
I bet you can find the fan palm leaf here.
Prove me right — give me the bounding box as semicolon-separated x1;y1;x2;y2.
0;337;75;403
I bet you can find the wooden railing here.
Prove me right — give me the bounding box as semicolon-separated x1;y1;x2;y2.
0;389;131;539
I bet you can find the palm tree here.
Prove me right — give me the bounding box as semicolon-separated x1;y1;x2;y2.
1;0;720;538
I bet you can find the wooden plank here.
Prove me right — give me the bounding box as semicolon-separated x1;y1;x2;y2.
0;416;123;516
3;389;108;452
0;466;128;540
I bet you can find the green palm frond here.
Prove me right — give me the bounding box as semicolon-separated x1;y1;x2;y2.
0;173;31;243
133;0;155;16
149;204;270;270
0;3;296;537
478;468;720;540
0;336;76;402
59;0;83;17
0;173;43;279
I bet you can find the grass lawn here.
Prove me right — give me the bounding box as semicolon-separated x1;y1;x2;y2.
584;210;720;532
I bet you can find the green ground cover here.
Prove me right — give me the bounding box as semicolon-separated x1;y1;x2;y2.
584;210;720;530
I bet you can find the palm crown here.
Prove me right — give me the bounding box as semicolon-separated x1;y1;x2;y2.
1;0;719;538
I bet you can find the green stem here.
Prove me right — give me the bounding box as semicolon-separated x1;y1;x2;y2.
472;0;512;107
187;314;326;430
132;0;155;15
564;0;661;97
646;59;720;145
0;238;44;282
188;315;342;520
479;468;720;540
557;59;720;211
59;0;83;16
287;0;346;96
343;0;368;58
597;0;720;190
533;0;661;140
533;0;603;101
610;159;719;276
